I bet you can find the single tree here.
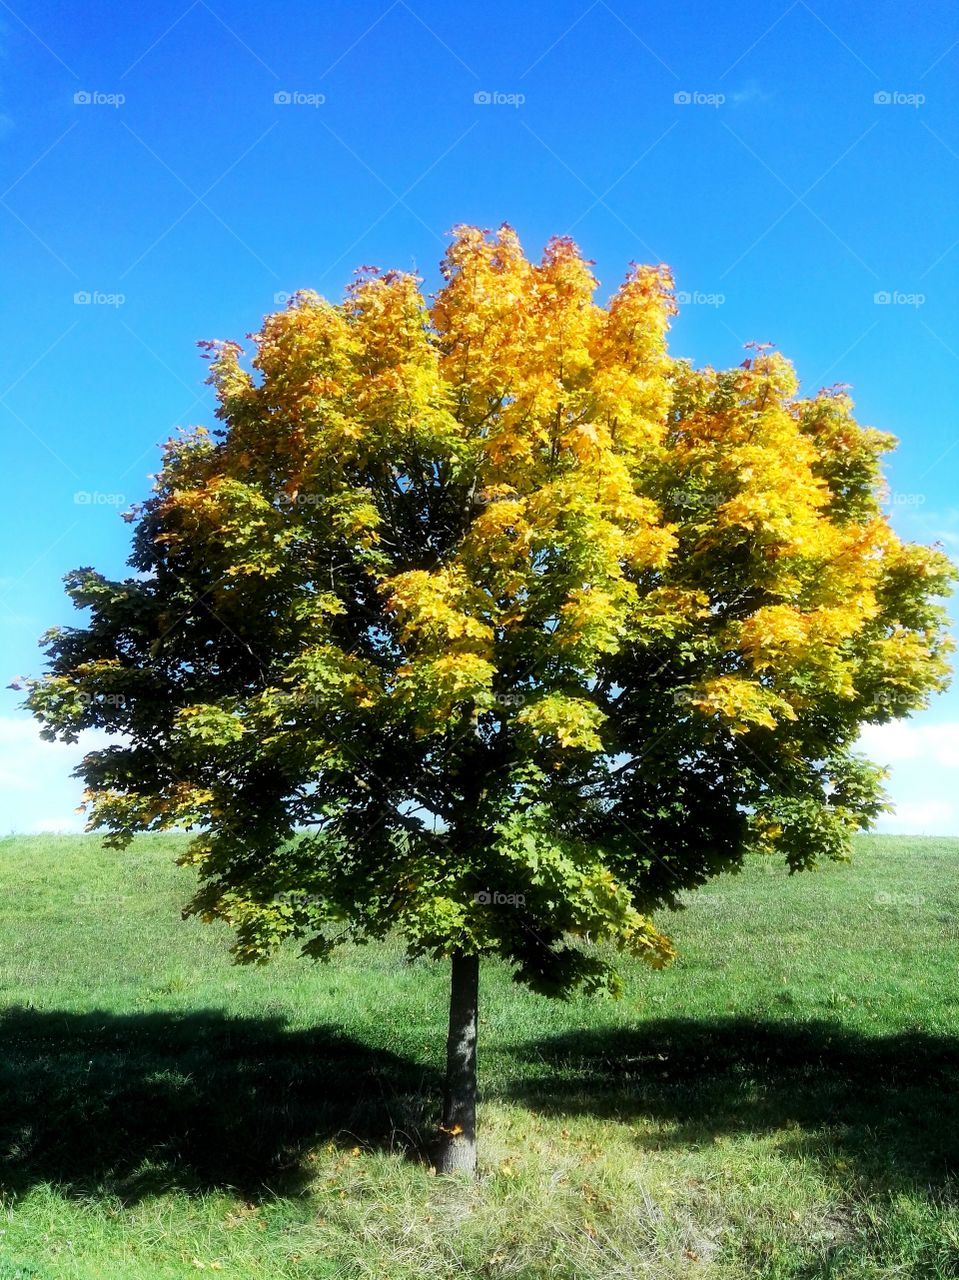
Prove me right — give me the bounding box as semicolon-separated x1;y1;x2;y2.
19;226;954;1174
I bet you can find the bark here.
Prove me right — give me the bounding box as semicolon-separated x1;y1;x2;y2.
435;949;479;1175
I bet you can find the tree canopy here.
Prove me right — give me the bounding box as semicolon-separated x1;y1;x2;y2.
22;224;955;1006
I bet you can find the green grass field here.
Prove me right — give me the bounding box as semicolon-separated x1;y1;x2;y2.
0;834;957;1279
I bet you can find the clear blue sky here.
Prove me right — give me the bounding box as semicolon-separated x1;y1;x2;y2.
2;0;957;832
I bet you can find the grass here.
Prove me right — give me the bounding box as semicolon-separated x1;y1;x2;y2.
0;834;957;1278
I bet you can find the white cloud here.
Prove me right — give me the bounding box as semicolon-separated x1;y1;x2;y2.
0;716;111;833
729;81;772;107
892;504;959;553
857;719;959;834
879;800;956;833
2;714;958;837
34;816;86;834
858;720;959;768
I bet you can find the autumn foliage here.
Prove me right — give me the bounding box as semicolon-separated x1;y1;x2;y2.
22;225;955;1001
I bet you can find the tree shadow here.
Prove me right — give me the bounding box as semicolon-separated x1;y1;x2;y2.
0;1006;439;1202
505;1017;959;1194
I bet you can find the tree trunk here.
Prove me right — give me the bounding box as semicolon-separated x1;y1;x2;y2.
435;949;479;1175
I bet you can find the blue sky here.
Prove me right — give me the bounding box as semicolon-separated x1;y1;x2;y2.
1;0;957;833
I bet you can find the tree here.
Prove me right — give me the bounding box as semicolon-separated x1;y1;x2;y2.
18;225;955;1175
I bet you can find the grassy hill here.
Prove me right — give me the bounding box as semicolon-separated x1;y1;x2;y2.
0;833;957;1278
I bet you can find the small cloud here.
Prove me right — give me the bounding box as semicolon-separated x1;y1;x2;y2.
34;816;85;834
858;718;959;835
879;799;956;834
927;512;959;551
729;81;772;107
891;505;959;551
858;720;959;769
0;717;114;832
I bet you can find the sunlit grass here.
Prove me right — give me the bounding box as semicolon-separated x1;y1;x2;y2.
0;833;956;1278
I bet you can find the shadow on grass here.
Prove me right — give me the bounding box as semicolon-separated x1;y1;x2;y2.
507;1017;959;1194
0;1006;439;1201
6;1007;957;1205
